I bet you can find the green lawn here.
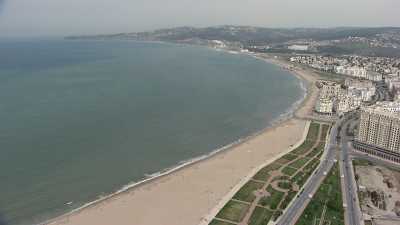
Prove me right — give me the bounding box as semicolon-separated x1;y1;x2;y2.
271;175;290;182
291;122;321;155
281;166;297;176
291;171;307;187
259;185;285;210
233;180;264;202
277;181;292;190
209;219;235;225
216;200;250;222
291;140;315;155
320;124;331;142
303;158;320;174
295;164;344;225
288;157;311;169
248;206;273;225
306;142;325;158
272;210;283;221
290;158;321;188
253;163;282;181
280;190;297;210
282;153;298;161
306;122;320;141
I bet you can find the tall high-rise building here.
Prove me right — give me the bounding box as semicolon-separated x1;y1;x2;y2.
354;101;400;163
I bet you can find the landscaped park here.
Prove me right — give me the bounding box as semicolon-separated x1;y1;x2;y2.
209;122;331;225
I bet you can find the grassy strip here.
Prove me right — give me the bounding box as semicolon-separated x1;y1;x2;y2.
253;163;282;181
282;166;297;176
288;157;311;169
279;190;298;210
291;157;321;188
248;206;273;225
233;180;265;203
209;219;235;225
306;142;325;158
291;140;316;155
306;122;320;141
276;158;290;164
303;158;320;173
271;175;291;182
295;164;344;225
282;153;298;161
291;171;307;187
320;124;331;142
259;185;285;210
272;210;283;221
277;181;292;190
276;153;298;164
216;200;250;222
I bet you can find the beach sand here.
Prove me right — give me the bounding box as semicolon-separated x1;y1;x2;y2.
47;56;320;225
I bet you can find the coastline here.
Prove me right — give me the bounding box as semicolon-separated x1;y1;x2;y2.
44;49;319;225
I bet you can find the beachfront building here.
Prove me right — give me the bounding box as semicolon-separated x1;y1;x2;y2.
320;81;341;98
354;101;400;163
345;79;376;102
366;71;383;81
335;66;367;79
315;97;334;114
315;81;340;115
334;96;351;115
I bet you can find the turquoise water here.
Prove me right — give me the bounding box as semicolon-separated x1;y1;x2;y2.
0;40;303;225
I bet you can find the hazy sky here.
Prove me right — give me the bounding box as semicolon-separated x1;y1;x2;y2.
1;0;400;37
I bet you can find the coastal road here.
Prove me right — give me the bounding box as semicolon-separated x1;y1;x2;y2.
339;114;363;225
275;118;341;225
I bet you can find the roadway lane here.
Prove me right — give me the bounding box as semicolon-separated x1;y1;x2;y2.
339;115;363;225
276;118;341;225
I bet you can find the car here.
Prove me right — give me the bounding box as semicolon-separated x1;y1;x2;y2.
323;171;328;176
308;194;313;199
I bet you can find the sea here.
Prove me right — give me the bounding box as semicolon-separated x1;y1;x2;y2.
0;39;305;225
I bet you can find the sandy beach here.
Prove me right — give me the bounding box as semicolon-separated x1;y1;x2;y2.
47;55;320;225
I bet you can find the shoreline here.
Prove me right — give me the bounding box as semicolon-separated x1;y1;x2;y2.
44;46;319;225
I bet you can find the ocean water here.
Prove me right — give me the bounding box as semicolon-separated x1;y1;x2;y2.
0;40;304;225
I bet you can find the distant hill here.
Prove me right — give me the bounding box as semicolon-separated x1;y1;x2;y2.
66;26;400;57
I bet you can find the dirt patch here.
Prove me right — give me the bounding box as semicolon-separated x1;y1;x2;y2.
355;165;400;220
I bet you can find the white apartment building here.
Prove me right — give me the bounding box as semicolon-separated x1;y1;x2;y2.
345;79;376;102
335;66;367;79
366;71;383;81
320;81;341;98
334;97;351;115
354;101;400;163
315;97;334;114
